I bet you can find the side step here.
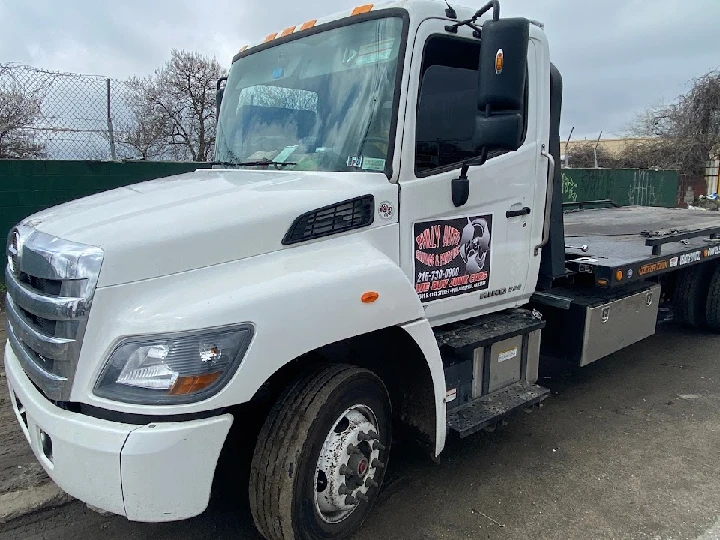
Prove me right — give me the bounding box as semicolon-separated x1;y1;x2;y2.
447;381;550;438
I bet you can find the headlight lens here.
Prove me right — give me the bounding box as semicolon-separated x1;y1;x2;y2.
94;324;254;405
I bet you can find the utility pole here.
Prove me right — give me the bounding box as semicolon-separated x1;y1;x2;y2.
593;131;603;169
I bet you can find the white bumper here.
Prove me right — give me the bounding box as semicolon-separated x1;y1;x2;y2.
4;342;233;522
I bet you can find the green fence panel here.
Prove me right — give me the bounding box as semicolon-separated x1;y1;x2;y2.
1;161;682;286
0;160;212;279
561;169;679;208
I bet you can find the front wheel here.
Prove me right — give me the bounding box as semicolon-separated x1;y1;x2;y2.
249;365;392;540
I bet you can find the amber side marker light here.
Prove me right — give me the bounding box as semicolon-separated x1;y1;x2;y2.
495;49;504;74
280;26;296;37
169;373;221;395
362;291;380;303
597;278;609;287
615;270;624;281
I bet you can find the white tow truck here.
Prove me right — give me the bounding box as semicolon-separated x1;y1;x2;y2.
5;1;720;539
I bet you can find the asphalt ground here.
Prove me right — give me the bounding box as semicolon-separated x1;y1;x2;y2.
1;319;719;540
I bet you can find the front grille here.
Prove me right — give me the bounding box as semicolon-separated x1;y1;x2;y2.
5;225;103;401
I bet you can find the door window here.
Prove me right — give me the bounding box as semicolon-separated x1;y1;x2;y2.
414;36;528;176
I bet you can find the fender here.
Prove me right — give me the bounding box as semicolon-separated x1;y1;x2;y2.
73;226;445;423
400;318;447;457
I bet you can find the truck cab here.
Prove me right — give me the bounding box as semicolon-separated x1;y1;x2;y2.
6;2;720;540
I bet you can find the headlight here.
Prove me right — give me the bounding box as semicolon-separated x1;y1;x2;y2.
94;324;254;405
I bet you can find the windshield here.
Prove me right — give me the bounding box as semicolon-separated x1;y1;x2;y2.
215;16;404;174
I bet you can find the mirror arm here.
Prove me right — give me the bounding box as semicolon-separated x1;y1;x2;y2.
444;19;482;35
445;0;499;34
471;1;500;23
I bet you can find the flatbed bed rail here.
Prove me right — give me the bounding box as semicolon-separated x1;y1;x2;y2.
563;206;720;288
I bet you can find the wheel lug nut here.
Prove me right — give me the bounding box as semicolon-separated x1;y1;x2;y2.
338;484;351;495
371;459;385;469
365;478;379;488
357;493;369;502
340;465;353;476
347;444;362;456
345;495;358;505
373;441;386;451
368;430;378;439
357;432;370;442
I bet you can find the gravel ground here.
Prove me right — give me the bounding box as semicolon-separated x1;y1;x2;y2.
1;320;719;539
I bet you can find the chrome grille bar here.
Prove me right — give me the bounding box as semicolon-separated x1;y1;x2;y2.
7;323;68;401
5;225;103;401
5;267;91;321
6;296;73;362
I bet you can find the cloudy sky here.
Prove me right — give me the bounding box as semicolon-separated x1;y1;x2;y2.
1;0;718;140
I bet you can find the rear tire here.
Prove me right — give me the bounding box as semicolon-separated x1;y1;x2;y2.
705;264;720;331
249;364;392;540
672;264;714;327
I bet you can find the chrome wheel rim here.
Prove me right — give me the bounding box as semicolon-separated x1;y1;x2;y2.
314;404;385;524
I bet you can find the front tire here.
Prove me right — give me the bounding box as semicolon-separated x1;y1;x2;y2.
249;365;392;540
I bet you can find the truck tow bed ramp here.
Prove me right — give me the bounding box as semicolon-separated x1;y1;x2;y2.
447;381;549;438
564;206;720;287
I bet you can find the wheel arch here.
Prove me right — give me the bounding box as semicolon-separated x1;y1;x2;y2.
227;322;445;460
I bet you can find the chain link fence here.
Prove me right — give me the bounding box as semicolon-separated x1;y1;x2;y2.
0;63;180;161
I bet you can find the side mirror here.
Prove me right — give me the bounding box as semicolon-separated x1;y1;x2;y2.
474;17;529;153
216;76;228;119
474;113;524;151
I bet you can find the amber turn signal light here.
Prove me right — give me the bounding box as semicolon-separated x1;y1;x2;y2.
169;372;221;395
361;291;379;303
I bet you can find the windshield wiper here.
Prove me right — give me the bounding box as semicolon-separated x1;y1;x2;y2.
211;158;297;169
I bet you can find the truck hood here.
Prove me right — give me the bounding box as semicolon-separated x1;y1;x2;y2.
23;168;397;287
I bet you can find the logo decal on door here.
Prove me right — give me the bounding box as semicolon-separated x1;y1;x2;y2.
413;214;492;302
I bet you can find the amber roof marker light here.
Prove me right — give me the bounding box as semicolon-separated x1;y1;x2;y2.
351;4;374;16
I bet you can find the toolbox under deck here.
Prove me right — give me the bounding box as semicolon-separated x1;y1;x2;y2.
562;206;720;286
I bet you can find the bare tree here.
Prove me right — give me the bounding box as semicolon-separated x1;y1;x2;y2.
566;141;618;169
627;68;720;174
115;82;170;160
126;50;227;161
0;63;46;158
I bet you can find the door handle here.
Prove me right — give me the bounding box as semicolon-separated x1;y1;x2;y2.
506;207;531;218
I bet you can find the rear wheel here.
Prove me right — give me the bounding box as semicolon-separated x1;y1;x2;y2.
249;365;392;540
672;264;714;327
705;264;720;331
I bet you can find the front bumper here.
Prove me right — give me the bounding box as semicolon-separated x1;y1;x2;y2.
4;342;233;522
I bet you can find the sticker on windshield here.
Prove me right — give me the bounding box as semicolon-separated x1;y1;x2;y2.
413;215;493;303
354;38;396;66
347;156;362;168
361;157;386;172
275;145;299;163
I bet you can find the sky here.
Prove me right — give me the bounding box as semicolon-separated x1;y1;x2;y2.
1;0;719;141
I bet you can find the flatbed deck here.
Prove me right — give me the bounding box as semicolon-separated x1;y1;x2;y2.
563;206;720;287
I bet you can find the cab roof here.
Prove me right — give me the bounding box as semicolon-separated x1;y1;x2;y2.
233;0;544;62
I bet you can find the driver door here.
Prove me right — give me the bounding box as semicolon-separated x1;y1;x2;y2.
397;19;546;326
